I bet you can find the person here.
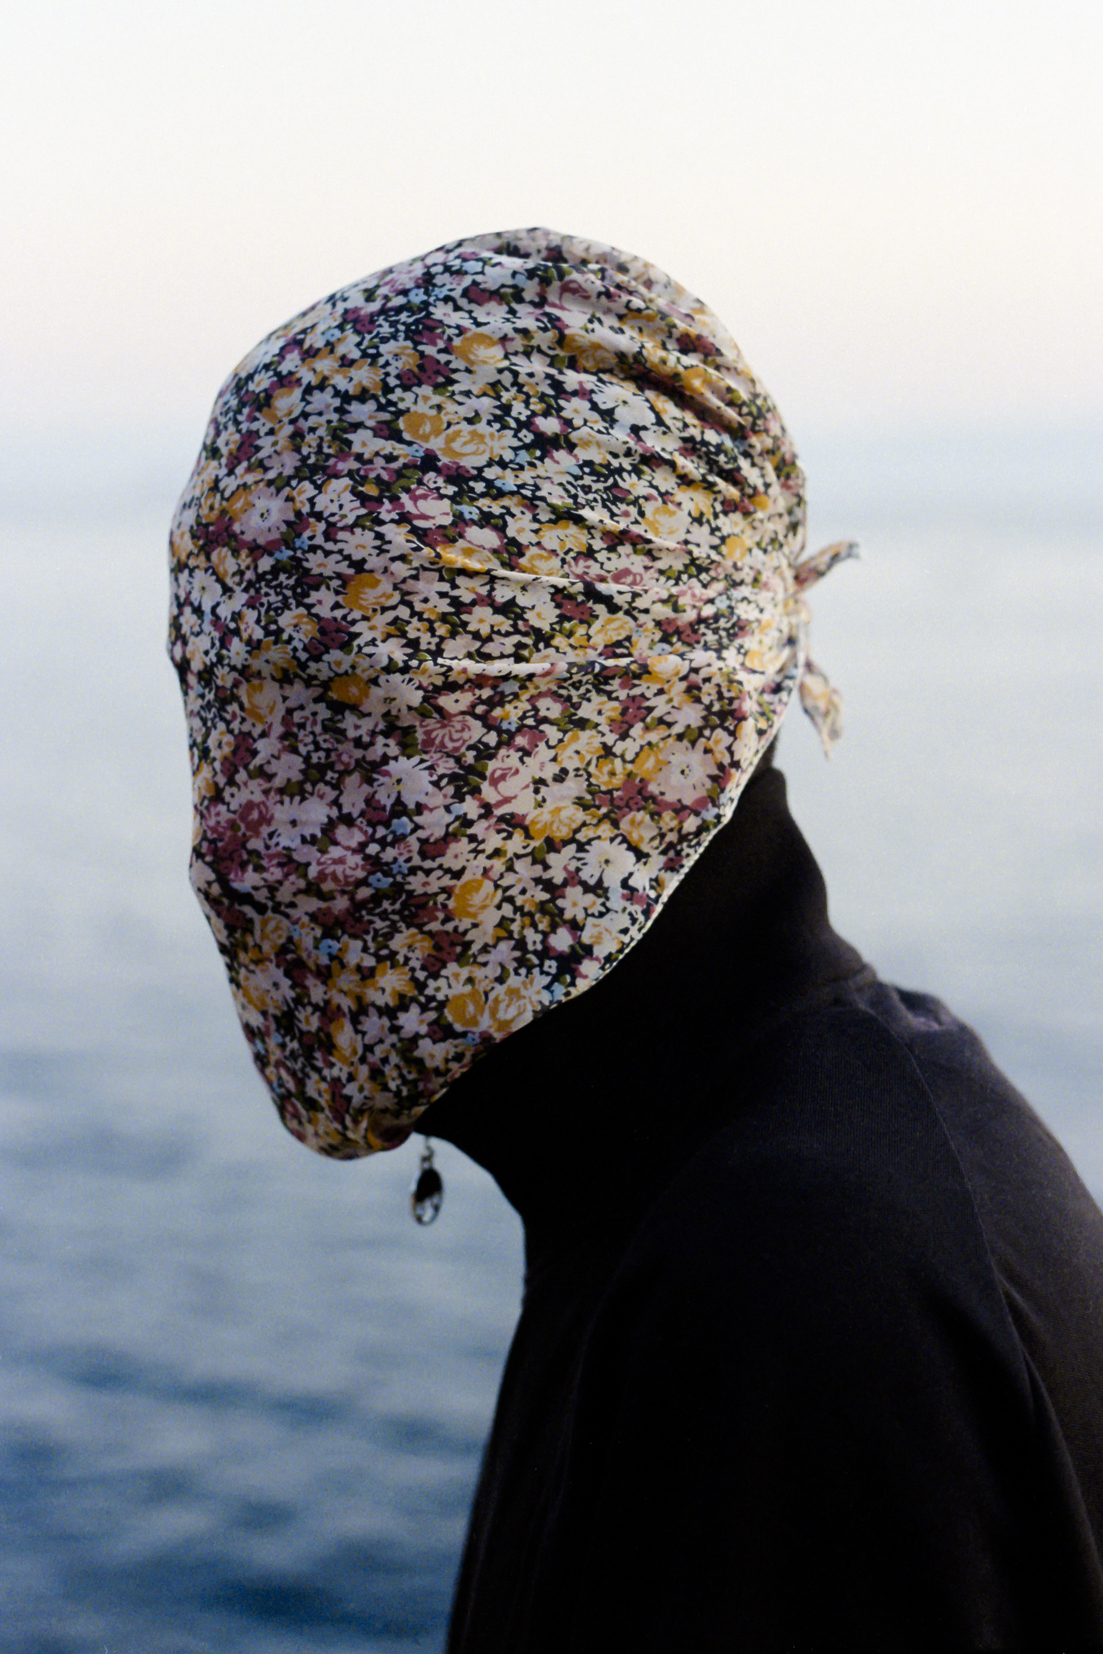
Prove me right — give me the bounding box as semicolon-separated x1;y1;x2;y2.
169;229;1103;1650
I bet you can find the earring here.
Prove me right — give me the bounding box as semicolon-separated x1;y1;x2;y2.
411;1138;444;1225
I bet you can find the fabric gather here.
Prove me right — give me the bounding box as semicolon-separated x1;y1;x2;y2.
168;227;855;1158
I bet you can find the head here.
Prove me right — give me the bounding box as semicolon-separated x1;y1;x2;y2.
169;229;853;1160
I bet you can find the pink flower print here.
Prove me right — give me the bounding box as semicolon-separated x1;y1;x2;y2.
418;715;480;758
237;796;274;836
401;485;452;528
482;749;538;813
313;847;367;890
608;566;647;589
607;693;650;737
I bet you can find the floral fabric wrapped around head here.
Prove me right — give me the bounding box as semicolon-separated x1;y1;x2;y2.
169;227;855;1158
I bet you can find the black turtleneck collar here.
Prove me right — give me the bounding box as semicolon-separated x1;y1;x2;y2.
416;768;868;1273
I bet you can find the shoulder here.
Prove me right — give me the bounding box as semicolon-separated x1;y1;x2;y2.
610;999;1026;1382
652;1000;985;1256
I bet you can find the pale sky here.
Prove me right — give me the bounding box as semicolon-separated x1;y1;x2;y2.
5;0;1101;466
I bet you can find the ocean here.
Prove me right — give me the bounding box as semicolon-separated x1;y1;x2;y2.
1;426;1100;1650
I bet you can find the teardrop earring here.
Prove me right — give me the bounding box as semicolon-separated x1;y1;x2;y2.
411;1138;444;1225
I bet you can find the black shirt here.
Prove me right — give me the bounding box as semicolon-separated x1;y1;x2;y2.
419;769;1103;1651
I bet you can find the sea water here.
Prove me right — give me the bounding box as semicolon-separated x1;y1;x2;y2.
1;430;1100;1651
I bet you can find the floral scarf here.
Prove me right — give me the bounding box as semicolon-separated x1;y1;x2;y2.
169;228;855;1157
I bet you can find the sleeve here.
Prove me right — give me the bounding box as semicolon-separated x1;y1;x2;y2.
554;1129;1050;1652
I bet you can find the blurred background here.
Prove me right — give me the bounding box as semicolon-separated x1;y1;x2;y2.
2;1;1100;1648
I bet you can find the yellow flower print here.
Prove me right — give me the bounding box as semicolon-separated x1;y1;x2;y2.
590;755;626;790
210;544;238;585
381;342;420;373
644;654;684;684
496;691;535;726
644;501;689;540
440;543;496;572
722;534;749;563
589;614;634;648
260;385;303;425
192;761;215;803
556;728;605;764
250;641;296;678
579;913;627;956
680;363;714;398
258;915;290;954
327;960;368;1003
400;409;448;444
392;928;434;963
563;332;617;372
678;483;713;521
329;1016;358;1068
342;361;383;396
446;985;486;1031
486;982;535;1035
452;331;505;367
242;681;283;725
169;523;192;566
451;876;497;922
620;810;659;851
538;519;588;555
439;426;512;466
706;723;745;767
345;571;394;611
572;429;613;463
528;803;585;842
371;962;414;1006
329;675;371;709
222;486;253;525
304;349;341;385
465;604;501;639
238;968;272;1013
632;743;674;780
517;548;561;577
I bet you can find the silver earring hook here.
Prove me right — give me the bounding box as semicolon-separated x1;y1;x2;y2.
411;1138;444;1225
